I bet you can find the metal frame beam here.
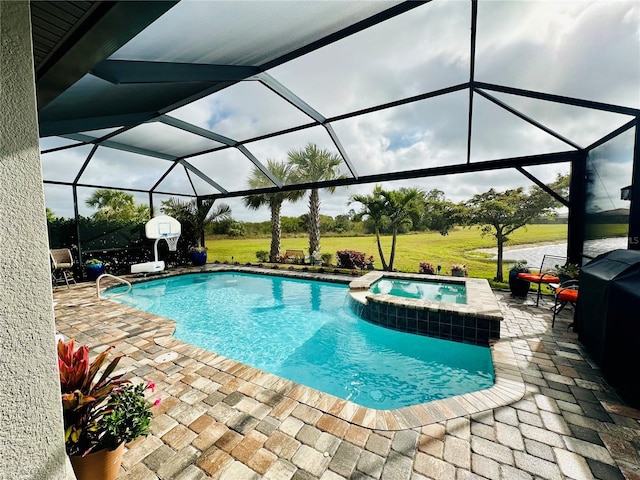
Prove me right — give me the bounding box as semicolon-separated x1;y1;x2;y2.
516;166;569;207
475;88;582;150
179;160;228;194
202;150;580;200
157;115;236;146
628;121;640;250
62;133;177;161
260;1;430;72
325;123;358;180
466;0;477;163
43;179;193;198
36;1;178;109
587;118;637;151
475;81;640;117
567;151;588;264
92;60;260;84
256;73;325;124
39;111;159;137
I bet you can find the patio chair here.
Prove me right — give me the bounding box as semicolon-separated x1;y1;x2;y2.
50;248;76;288
552;279;579;327
517;254;565;306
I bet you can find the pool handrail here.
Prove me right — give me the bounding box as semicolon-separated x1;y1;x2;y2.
96;273;132;299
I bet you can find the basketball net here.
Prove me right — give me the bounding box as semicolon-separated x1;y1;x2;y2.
164;235;180;252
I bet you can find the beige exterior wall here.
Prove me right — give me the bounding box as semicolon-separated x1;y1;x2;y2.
0;2;67;478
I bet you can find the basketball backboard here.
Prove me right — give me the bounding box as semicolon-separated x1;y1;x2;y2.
145;215;181;239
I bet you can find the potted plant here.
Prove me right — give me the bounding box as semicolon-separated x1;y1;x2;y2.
365;255;375;270
321;252;333;267
451;264;467;277
555;262;580;284
58;339;159;480
84;258;104;281
189;246;208;266
419;262;435;274
161;198;231;266
509;262;531;297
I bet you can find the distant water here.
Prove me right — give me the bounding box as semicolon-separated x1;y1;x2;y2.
488;237;627;267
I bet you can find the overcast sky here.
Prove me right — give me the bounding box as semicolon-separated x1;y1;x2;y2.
41;0;640;222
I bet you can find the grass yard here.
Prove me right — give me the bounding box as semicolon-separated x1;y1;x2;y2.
206;224;569;281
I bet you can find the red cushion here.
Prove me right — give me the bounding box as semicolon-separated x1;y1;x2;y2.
517;273;560;283
556;288;578;303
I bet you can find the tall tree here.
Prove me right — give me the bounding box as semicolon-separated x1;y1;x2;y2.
465;174;570;282
243;159;304;262
85;189;150;222
46;207;56;222
422;189;460;235
288;143;345;256
349;185;389;269
381;187;424;270
350;185;424;271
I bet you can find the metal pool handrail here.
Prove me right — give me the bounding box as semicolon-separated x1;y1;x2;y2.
96;273;132;299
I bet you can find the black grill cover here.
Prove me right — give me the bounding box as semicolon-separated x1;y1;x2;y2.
576;249;640;407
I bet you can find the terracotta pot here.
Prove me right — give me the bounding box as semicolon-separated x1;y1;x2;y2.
70;443;124;480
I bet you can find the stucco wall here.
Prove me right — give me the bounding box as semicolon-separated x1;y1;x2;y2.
0;2;67;478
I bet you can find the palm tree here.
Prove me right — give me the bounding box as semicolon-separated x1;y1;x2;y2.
288;143;345;256
85;189;150;222
350;185;423;271
161;198;231;250
381;187;424;271
243;160;304;262
349;185;389;270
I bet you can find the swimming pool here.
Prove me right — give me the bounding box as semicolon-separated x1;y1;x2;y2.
108;271;494;410
370;278;466;303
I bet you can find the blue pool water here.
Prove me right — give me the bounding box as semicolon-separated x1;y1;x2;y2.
108;272;493;409
370;278;467;304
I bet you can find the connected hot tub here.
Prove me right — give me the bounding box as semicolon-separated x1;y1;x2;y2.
348;271;503;346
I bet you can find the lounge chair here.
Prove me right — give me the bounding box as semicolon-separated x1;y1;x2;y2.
552;280;579;327
50;248;76;288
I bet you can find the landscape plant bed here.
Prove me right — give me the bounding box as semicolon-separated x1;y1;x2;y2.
209;224;569;281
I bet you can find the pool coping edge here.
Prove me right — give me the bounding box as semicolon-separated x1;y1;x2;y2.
103;265;526;430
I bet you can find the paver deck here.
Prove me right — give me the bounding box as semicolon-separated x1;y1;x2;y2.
56;266;640;480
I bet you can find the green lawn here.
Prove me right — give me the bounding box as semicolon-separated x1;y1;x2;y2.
206;224;568;281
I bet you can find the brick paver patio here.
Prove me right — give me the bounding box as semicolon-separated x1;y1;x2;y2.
56;266;640;480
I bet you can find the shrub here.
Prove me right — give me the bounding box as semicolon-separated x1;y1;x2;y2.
509;262;529;273
321;252;333;267
451;264;467;277
336;250;366;269
255;250;269;262
419;262;435;274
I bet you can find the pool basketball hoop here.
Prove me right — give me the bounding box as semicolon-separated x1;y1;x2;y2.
131;215;181;274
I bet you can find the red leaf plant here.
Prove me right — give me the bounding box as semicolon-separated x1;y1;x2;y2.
58;339;158;456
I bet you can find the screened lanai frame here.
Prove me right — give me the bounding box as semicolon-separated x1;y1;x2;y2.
37;0;640;266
